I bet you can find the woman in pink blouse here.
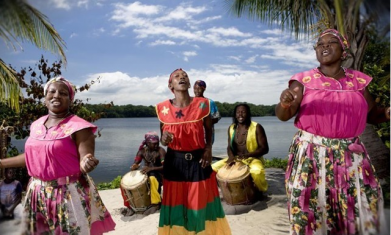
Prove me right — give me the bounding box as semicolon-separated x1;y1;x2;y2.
0;77;115;234
276;29;390;235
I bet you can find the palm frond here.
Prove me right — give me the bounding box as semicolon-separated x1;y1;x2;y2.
224;0;321;39
0;0;67;64
0;59;21;112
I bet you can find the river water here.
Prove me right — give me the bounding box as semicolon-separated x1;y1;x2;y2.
12;116;298;183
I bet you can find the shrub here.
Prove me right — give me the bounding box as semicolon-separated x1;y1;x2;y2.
264;157;288;170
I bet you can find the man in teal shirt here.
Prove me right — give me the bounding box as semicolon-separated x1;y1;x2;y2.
193;80;221;144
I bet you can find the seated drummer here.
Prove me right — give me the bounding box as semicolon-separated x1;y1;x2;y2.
212;103;269;198
130;131;165;207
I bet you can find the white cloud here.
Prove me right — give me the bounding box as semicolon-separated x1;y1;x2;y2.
228;56;242;62
155;5;207;23
207;27;252;37
245;55;258;64
49;0;90;10
49;0;72;10
9;0;322;109
70;33;78;38
183;51;197;56
150;40;176;46
77;0;88;8
76;71;171;105
183;51;197;61
75;64;310;106
108;2;297;53
192;16;222;25
93;28;105;36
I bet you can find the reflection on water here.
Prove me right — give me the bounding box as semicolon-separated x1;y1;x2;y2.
11;117;297;184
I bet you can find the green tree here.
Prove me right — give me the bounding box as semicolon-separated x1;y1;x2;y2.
0;0;66;111
361;32;390;180
225;0;390;178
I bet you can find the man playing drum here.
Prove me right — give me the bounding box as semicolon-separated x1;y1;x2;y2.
212;103;269;199
120;131;165;215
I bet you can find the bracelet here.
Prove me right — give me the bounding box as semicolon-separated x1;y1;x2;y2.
280;102;291;109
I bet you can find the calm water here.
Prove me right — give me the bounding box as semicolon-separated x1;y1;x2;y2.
12;117;297;184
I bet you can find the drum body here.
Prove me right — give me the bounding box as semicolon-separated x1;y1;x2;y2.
216;162;256;205
121;170;151;212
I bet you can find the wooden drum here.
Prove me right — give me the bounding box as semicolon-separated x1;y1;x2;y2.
216;162;256;205
121;170;151;212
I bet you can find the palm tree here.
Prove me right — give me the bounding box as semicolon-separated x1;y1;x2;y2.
0;0;66;111
225;0;390;178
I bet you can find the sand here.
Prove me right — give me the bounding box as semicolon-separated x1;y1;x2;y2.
1;168;390;235
102;168;290;235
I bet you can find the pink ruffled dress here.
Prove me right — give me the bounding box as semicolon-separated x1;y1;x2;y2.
285;68;387;235
24;114;115;235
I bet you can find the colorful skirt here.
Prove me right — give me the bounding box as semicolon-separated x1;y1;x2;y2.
158;148;231;235
285;130;388;235
23;174;116;235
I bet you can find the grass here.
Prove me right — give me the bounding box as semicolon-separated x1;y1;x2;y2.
97;175;122;190
264;157;288;170
97;157;288;190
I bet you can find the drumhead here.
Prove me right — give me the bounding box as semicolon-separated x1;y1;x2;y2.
121;170;148;189
217;162;250;181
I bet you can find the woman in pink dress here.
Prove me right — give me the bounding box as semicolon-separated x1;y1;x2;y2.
276;29;390;235
0;76;115;234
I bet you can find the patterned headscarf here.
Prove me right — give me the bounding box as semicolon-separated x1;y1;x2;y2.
194;80;206;89
139;131;159;150
318;29;350;59
168;68;183;84
44;76;76;101
168;68;185;93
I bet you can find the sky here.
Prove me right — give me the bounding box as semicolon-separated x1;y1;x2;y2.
1;0;320;106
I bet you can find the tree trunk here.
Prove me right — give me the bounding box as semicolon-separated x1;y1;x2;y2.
345;28;389;181
361;124;390;180
0;125;13;179
0;128;6;179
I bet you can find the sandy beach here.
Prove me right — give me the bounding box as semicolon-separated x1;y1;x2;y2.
1;168;389;235
102;168;290;235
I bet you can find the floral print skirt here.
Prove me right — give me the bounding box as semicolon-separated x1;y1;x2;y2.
285;130;388;235
23;174;115;235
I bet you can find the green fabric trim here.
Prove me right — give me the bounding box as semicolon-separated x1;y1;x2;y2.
159;197;226;232
229;124;236;152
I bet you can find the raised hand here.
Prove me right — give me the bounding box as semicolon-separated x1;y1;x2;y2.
280;86;300;108
80;153;99;173
161;131;174;146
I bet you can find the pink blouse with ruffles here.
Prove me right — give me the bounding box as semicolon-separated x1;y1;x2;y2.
290;68;372;139
25;114;97;181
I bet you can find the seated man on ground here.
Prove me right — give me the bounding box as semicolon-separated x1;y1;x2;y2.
0;168;22;219
120;131;165;215
212;103;269;199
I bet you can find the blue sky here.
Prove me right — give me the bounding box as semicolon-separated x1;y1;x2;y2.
1;0;319;106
